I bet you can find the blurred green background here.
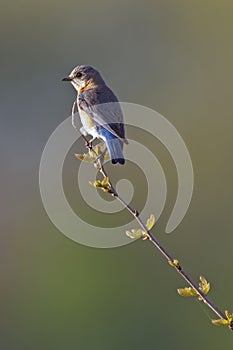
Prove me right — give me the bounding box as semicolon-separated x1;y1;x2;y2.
1;0;233;348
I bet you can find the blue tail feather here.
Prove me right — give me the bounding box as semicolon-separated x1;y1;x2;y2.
98;127;125;165
105;137;125;164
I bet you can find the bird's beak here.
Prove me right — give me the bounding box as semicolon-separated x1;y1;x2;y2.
62;77;73;82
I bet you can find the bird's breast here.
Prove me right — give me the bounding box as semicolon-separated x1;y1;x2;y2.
78;107;98;136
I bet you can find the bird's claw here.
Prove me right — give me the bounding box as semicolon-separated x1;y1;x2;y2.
85;140;92;149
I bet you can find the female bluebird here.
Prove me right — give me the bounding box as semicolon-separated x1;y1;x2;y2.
62;65;128;164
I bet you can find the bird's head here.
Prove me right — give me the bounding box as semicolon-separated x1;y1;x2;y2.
62;65;105;91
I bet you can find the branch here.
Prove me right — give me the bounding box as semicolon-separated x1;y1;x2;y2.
74;126;232;331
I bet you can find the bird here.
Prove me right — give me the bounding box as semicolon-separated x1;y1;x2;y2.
62;65;128;165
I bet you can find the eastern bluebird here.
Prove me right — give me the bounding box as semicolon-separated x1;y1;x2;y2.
62;65;128;165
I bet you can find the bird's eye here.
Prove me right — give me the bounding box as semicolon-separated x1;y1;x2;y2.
76;72;82;78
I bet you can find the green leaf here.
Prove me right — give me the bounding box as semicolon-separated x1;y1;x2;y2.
199;276;210;295
225;310;233;322
168;259;180;268
211;311;233;329
126;229;145;239
93;144;101;155
89;177;111;192
75;144;110;164
94;144;110;160
212;318;230;326
101;177;110;188
177;287;198;297
89;180;102;188
75;152;95;163
146;214;155;231
178;275;211;298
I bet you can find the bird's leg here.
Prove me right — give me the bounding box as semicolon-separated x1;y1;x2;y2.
82;134;96;150
86;140;93;150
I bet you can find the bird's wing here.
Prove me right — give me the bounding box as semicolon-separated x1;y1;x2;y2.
78;89;127;143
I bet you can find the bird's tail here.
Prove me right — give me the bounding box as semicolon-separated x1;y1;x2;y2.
105;138;125;165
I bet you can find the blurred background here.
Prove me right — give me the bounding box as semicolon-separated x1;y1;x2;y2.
1;0;233;348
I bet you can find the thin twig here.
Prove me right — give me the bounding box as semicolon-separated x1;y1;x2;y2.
88;143;226;321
